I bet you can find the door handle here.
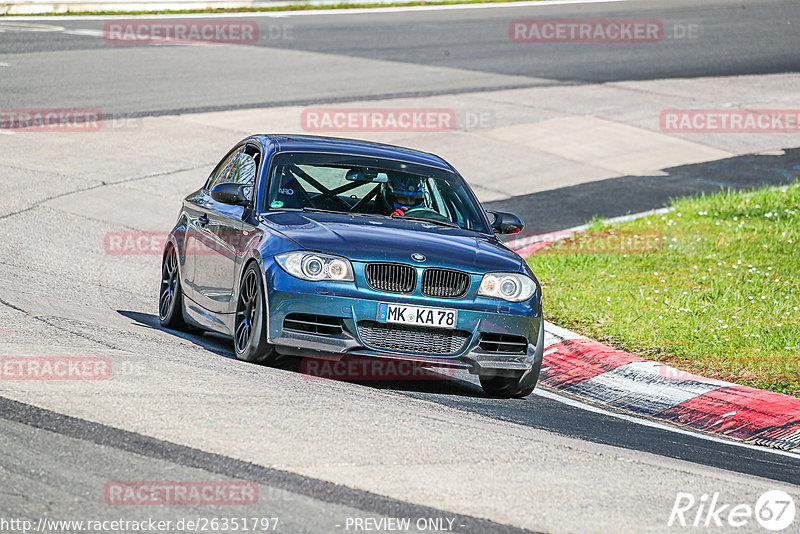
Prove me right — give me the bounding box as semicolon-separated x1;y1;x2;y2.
198;214;209;227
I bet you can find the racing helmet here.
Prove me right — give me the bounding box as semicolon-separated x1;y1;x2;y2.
385;173;425;211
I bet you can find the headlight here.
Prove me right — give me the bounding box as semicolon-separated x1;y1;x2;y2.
478;272;536;302
275;252;354;282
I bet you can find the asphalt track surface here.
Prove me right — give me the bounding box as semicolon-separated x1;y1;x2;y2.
0;397;534;534
1;0;800;115
1;0;800;532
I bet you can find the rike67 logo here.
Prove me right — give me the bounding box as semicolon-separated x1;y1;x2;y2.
669;490;796;531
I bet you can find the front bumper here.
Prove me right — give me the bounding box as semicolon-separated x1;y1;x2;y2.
263;259;543;376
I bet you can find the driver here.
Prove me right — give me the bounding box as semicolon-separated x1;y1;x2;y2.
381;173;426;217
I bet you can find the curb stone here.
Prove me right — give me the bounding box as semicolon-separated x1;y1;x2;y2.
505;226;800;453
541;322;800;452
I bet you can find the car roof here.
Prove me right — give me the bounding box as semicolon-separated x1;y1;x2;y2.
255;134;454;171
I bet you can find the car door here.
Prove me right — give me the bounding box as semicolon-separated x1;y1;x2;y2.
180;148;238;305
186;146;257;315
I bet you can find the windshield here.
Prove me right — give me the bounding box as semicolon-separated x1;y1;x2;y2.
264;152;489;233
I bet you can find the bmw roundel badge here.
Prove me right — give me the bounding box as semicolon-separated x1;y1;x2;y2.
411;253;426;262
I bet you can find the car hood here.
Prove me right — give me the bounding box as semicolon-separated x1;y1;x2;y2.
260;212;523;273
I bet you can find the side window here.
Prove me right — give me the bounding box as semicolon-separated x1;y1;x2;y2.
207;148;242;191
227;151;257;187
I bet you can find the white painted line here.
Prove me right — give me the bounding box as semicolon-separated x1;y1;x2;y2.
544;320;585;342
0;21;65;31
534;387;800;459
596;206;675;226
0;62;9;67
259;0;630;17
63;28;106;37
4;0;630;21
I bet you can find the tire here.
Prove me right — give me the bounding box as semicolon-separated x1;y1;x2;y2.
234;263;276;364
480;371;537;398
159;245;190;331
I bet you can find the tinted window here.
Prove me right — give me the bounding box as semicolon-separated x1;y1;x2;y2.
264;152;489;233
207;146;259;201
207;148;242;191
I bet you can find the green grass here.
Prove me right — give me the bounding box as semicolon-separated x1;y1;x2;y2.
531;184;800;397
2;0;543;17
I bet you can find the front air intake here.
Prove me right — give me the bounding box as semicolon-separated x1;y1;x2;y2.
283;314;343;336
479;333;528;354
357;321;470;356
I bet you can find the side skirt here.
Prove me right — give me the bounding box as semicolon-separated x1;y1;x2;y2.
183;294;234;337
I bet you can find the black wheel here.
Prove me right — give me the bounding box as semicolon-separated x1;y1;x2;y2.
480;372;537;398
159;245;189;330
480;352;542;399
234;263;276;364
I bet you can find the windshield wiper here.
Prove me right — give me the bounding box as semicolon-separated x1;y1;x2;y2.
300;207;343;214
267;207;343;214
273;207;459;227
391;215;460;228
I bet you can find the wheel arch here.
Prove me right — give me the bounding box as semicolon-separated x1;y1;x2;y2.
164;215;190;286
236;253;270;339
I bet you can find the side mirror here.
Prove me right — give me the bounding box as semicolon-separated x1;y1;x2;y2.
488;210;524;235
210;182;249;206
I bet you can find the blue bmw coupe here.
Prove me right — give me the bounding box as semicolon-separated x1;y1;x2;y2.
160;135;544;397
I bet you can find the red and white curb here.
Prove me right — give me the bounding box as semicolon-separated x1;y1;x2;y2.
503;221;800;453
540;323;800;451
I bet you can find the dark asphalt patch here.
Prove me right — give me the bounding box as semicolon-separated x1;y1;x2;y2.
487;147;800;233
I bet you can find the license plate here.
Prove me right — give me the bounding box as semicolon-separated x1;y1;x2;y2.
377;303;457;329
